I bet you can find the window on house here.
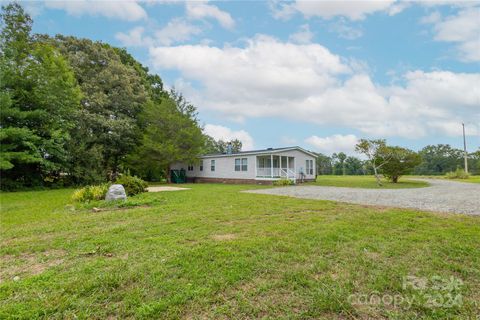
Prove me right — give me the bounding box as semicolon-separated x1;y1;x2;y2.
188;165;194;171
306;160;313;175
211;159;215;171
242;158;248;171
199;161;203;171
235;158;248;171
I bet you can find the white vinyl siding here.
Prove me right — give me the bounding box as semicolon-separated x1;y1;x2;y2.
171;147;316;181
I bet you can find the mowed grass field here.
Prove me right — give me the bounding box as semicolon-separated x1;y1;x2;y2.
1;184;479;319
413;175;480;184
311;175;430;189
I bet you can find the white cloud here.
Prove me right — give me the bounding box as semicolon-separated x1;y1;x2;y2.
204;124;254;150
45;0;147;21
22;2;44;17
305;134;359;155
149;35;480;139
271;0;400;21
186;1;235;29
115;26;153;47
116;19;201;47
388;1;411;16
154;18;202;46
289;24;314;44
420;11;441;24
422;7;480;62
328;18;363;39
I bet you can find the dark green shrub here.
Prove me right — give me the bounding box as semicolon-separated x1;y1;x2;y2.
115;174;148;196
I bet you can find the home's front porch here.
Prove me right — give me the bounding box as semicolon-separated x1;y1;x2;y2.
255;155;296;182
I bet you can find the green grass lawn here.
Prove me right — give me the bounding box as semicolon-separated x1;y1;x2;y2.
441;176;479;184
410;175;480;184
449;176;480;183
310;175;430;189
1;184;479;319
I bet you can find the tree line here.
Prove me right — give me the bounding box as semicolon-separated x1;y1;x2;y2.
0;3;233;190
316;142;480;178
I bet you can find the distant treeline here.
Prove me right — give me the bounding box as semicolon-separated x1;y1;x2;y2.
316;144;480;176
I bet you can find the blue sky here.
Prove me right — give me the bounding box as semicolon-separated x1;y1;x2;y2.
19;0;480;154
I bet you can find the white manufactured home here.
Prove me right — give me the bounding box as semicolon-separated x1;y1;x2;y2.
171;146;317;184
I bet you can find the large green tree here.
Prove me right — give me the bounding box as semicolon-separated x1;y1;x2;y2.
414;144;464;175
315;153;333;175
332;152;347;175
126;94;205;181
468;150;480;175
380;146;421;183
344;156;364;175
0;3;81;189
45;35;148;182
204;138;243;154
355;139;392;186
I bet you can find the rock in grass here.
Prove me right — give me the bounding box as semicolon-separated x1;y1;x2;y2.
105;184;127;201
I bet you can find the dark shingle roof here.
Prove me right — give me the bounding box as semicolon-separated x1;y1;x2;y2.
200;146;317;158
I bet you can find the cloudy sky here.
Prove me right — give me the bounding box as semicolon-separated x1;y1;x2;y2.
21;0;480;154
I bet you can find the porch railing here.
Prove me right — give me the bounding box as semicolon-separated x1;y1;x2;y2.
256;168;296;183
280;168;296;183
256;168;280;177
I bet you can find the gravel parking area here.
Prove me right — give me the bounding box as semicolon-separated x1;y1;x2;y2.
245;179;480;215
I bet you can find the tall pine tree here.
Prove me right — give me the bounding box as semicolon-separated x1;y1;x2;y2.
0;3;81;189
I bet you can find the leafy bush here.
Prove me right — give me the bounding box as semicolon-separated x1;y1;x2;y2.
445;168;470;179
71;184;110;203
273;178;295;186
74;193;165;211
115;174;148;196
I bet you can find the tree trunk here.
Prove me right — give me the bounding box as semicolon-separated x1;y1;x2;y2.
165;165;171;183
392;175;398;183
373;167;382;186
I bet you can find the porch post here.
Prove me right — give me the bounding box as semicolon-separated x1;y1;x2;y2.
287;157;289;171
270;154;273;178
280;156;282;176
255;156;257;178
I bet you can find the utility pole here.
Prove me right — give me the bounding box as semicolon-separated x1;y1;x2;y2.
462;123;468;173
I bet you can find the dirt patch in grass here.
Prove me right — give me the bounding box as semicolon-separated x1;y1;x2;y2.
91;205;152;213
211;234;237;241
147;186;190;192
0;249;66;283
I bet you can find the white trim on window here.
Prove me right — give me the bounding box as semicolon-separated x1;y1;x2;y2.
235;158;247;171
306;159;313;175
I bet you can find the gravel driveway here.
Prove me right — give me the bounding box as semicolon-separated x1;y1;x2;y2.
245;179;480;215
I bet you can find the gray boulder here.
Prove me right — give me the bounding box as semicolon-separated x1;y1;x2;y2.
105;184;127;201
